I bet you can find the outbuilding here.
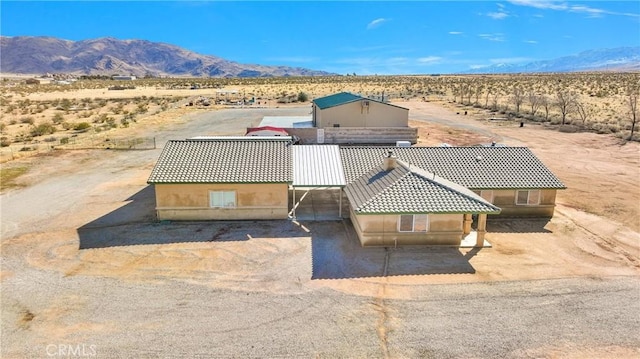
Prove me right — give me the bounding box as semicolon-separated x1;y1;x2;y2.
312;92;409;128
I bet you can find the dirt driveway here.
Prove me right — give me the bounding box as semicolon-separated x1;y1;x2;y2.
1;102;639;358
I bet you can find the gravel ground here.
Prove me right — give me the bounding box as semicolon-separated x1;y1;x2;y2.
2;105;639;358
2;268;638;358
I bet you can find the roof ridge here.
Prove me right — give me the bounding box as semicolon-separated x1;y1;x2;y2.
354;167;411;211
396;160;499;211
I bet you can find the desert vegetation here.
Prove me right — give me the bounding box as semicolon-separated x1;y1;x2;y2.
0;72;637;160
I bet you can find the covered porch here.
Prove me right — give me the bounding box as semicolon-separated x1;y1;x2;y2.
289;145;346;221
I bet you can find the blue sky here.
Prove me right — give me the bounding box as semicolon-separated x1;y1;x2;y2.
1;1;639;74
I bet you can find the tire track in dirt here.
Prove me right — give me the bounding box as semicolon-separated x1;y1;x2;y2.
556;207;640;270
372;248;391;358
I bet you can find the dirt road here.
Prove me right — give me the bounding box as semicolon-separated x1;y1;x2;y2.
1;102;638;358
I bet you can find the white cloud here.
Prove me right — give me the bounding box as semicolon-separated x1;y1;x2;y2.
417;56;443;65
366;18;389;30
524;40;538;44
478;33;506;42
507;0;567;11
487;11;509;20
449;31;463;35
570;5;606;18
508;0;639;18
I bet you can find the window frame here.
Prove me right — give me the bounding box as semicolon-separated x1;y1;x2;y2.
209;190;237;208
398;214;429;232
515;189;541;205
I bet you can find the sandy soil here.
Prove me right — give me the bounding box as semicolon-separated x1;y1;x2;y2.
1;100;639;358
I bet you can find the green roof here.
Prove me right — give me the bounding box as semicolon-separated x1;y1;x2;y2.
312;92;363;109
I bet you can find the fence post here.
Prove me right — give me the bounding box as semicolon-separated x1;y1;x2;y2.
153;137;156;149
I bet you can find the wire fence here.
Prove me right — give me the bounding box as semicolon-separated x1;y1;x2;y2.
0;136;156;163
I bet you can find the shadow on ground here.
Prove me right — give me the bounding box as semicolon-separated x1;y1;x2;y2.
487;218;552;233
78;186;308;249
307;220;476;280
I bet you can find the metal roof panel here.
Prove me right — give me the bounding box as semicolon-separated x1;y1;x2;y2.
293;145;346;187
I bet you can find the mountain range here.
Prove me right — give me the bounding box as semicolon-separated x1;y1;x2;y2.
0;36;333;77
1;36;638;77
463;47;640;74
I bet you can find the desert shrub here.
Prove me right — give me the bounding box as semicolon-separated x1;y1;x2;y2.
44;136;57;143
31;122;56;136
136;103;148;114
297;92;309;102
94;113;109;123
20;116;35;125
111;104;124;114
0;137;10;147
9;119;17;125
74;122;91;131
52;113;64;124
60;137;70;145
59;98;72;111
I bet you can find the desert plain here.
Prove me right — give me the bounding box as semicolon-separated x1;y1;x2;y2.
0;74;639;358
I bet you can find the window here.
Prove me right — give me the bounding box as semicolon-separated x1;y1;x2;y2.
210;191;236;208
515;190;541;205
480;190;494;203
398;214;429;232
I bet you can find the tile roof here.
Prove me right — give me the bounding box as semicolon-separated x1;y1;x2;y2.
344;160;501;214
312;92;364;110
147;139;292;183
293;145;346;187
340;147;566;189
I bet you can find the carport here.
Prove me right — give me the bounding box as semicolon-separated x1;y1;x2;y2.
290;145;346;220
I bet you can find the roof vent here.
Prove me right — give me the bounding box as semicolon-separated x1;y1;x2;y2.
384;151;397;171
476;155;483;162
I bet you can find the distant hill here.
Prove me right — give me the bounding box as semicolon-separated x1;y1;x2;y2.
0;36;334;77
463;47;640;74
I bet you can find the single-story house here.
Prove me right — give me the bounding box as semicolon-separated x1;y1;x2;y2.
312;92;409;128
339;146;566;218
147;137;292;221
344;153;499;246
148;138;565;247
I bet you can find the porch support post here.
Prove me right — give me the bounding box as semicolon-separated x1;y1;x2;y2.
463;213;472;235
339;188;343;219
292;187;296;220
476;213;487;247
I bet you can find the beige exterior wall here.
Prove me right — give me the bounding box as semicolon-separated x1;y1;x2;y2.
154;183;289;220
315;100;408;128
474;189;558;217
350;208;464;246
